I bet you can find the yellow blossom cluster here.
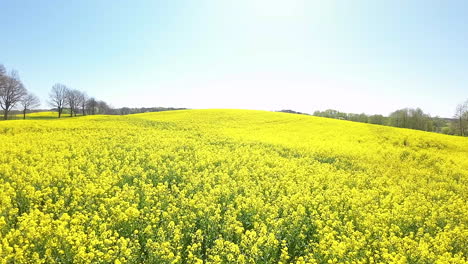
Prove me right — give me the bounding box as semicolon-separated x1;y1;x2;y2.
0;109;467;263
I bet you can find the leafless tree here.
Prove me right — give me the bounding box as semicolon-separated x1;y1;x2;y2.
49;83;68;118
0;65;5;118
77;91;88;116
86;97;97;115
20;93;40;119
65;89;83;117
97;100;110;114
0;69;27;120
454;99;468;136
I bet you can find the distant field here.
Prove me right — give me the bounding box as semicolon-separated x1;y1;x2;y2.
20;111;60;119
9;111;68;120
0;109;467;263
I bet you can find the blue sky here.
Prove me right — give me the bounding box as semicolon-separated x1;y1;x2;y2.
1;0;467;117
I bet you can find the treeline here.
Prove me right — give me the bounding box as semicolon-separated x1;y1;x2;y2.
48;83;110;118
1;63;183;120
0;64;110;120
313;103;468;136
47;85;184;117
277;109;309;115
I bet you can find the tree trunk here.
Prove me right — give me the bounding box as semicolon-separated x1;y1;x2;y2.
23;109;26;119
460;117;464;136
3;103;10;120
58;108;62;118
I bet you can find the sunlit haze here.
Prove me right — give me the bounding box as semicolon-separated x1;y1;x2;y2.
1;0;467;117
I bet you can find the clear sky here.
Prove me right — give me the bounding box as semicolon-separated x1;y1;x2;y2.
1;0;467;117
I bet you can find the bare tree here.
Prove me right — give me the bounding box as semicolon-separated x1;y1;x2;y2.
0;69;27;120
65;89;76;117
0;65;5;118
97;100;110;114
86;97;97;115
49;83;68;118
20;93;40;119
66;89;84;117
77;91;88;116
454;100;468;136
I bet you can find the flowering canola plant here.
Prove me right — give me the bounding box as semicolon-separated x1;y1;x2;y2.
0;109;467;263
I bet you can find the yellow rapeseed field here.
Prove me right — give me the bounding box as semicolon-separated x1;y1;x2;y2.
0;109;467;263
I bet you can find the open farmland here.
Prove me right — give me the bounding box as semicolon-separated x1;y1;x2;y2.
0;109;467;263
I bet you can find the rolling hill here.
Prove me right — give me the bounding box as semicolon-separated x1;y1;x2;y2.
0;109;467;263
